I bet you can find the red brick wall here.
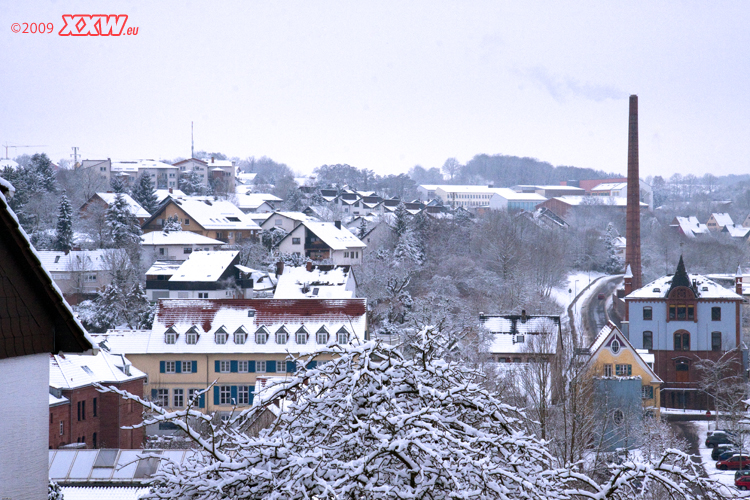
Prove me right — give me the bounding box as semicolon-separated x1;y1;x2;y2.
49;403;70;449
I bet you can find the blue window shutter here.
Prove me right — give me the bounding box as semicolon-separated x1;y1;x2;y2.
192;361;198;373
215;360;220;373
151;389;157;399
249;386;255;405
160;361;165;373
286;361;296;373
267;360;277;373
199;393;205;408
306;360;317;370
175;362;182;374
248;361;256;373
230;386;238;404
230;360;238;373
214;387;220;405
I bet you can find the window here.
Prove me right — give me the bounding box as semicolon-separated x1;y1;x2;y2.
220;360;231;373
255;328;268;344
185;218;190;225
93;432;97;448
295;327;308;345
687;306;694;320
676;306;686;320
604;364;613;377
337;327;349;344
317;329;329;345
182;361;193;373
60;421;64;435
85;275;97;282
344;252;349;258
165;329;176;344
159;248;165;256
157;389;169;407
215;331;228;344
238;386;250;405
642;331;653;350
643;306;652;320
669;306;675;320
674;332;690;351
641;385;654;399
220;386;231;405
676;361;689;382
292;237;301;245
257;360;266;373
514;334;525;344
93;397;97;417
610;339;620;354
711;332;722;351
216;232;223;239
184;247;193;254
276;328;288;344
173;389;184;407
612;409;625;426
238;360;249;373
100;166;106;172
188;389;200;404
234;329;247;344
198;292;208;299
186;332;198;344
615;364;632;376
712;307;722;321
165;361;176;373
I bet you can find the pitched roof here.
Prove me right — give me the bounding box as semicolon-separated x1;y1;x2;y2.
146;197;261;231
480;314;560;355
49;350;146;390
626;271;742;300
587;322;662;384
141;231;225;246
0;186;93;359
670;216;709;237
293;221;366;250
37;250;110;272
94;193;150;218
711;213;734;227
274;265;355;299
169;251;239;282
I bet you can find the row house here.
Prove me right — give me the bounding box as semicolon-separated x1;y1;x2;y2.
95;298;367;417
623;257;744;410
49;350;146;450
80;159;180;190
0;178;93;500
142;196;261;245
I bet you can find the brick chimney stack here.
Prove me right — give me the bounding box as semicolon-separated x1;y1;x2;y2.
736;265;743;296
625;95;642;290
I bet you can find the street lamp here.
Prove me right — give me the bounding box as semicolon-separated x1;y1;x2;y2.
574;280;580;316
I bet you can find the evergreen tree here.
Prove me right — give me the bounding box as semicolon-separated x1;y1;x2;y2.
179;170;205;195
392;202;409;237
604;222;624;274
29;153;57;193
53;193;74;252
358;218;368;239
131;173;159;214
105;193;143;248
162;214;183;233
110;175;127;194
393;229;424;266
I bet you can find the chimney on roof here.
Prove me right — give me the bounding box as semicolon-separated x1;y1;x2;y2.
306;260;313;272
334;220;341;229
211;157;215;163
521;309;527;322
736;265;743;296
168;188;173;194
276;261;284;276
625;95;643;290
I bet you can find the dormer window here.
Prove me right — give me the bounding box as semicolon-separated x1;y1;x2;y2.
337;326;349;344
186;333;198;345
255;326;269;345
296;326;308;345
316;327;330;345
276;326;289;344
234;327;247;344
165;326;177;344
215;326;228;345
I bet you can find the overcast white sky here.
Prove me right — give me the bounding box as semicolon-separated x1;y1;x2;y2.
2;1;749;179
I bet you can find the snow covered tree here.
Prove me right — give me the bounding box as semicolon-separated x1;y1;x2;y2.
260;227;287;250
53;193;74;252
393;229;424;266
100;327;730;500
110;175;126;194
162;215;182;233
603;222;623;274
131;173;159;214
357;217;368;239
29;153;57;193
105;193;142;248
179;170;206;195
392;201;409;237
48;480;64;500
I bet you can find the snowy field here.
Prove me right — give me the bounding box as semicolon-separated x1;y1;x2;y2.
694;420;750;495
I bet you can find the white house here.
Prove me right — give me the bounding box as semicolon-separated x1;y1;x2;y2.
233;193;282;214
141;231;226;261
488;188;547;212
276;221;367;265
260;211;317;233
0;180;93;500
37;250;112;299
274;263;357;299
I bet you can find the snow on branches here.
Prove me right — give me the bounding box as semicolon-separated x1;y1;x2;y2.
103;328;730;500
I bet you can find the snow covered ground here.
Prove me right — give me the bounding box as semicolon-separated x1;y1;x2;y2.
550;272;605;310
695;420;750;495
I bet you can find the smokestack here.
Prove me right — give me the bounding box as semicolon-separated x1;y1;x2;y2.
625;95;642;290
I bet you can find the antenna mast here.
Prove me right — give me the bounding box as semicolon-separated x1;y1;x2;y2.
191;121;194;158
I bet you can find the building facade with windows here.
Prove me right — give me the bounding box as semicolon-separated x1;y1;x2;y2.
624;257;744;410
276;220;366;265
95;298;367;417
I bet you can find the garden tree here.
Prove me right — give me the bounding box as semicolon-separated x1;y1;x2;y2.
53;193;74;252
29;153;57;193
80;201;110;249
408;164;443;184
441;157;461;182
391;201;409;237
162;215;182;233
603;223;623;274
131;173;159;214
179;170;206;195
260;227;287;250
3;153;58;229
282;186;304;211
110;175;126;194
105;193;143;248
357;217;368;239
696;350;746;433
270;174;298;200
100;328;730;500
393;229;424;266
56;163;108;209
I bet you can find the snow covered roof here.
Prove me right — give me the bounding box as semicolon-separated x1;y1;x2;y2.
94;193;150;218
590;182;627;192
295;221;367;250
37;250;110;272
111;160;175;172
670;216;709;237
95;298;367;355
274;265;355;299
49;449;192;485
711;213;734;227
490;188;547;201
145;260;183;276
165;197;261;231
549;196;647;207
237;172;258;184
587;322;662;383
155;189;186;203
626;273;742;300
480;314;560;355
0;158;19;170
269;211;316;222
169;250;239;282
434;185;500;193
723;225;750;238
49;350;146;390
49;392;69;406
141;231;225;246
234;192;282;210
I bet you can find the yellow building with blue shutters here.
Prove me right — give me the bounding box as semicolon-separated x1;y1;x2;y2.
94;298;367;415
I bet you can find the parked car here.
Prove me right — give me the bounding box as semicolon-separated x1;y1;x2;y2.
719;450;743;462
706;430;738;448
735;470;750;481
736;473;750;490
597;293;605;300
713;444;738;461
717;454;750;470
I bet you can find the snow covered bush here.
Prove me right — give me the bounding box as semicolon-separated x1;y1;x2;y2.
101;328;730;500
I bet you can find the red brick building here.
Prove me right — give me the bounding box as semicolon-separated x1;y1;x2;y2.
49;350;146;449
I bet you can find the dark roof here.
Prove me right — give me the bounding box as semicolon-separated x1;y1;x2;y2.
0;188;92;359
667;255;693;296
